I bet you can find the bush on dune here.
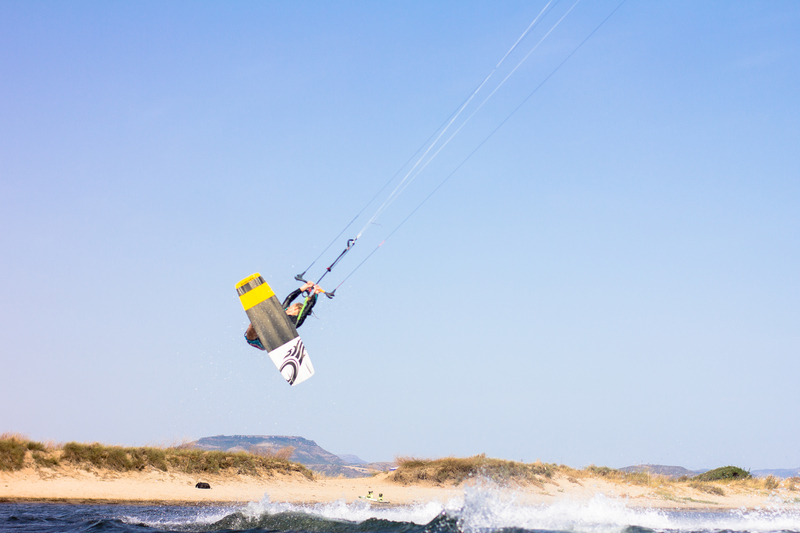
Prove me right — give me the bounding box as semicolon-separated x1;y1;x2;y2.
762;475;780;490
60;443;313;478
585;465;618;477
32;451;60;468
389;454;555;485
0;434;312;479
0;434;50;471
689;481;726;496
62;442;170;472
0;437;27;471
692;466;751;482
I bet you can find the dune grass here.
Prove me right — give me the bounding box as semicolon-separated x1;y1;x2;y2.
390;454;556;486
0;434;312;479
562;465;670;487
688;481;726;496
0;435;27;471
62;442;170;472
3;433;794;493
389;457;671;488
0;433;53;471
585;465;787;493
249;445;294;461
32;451;61;469
388;456;796;495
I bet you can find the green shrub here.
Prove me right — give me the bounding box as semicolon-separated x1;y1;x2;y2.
390;455;555;485
140;447;168;471
64;442;115;469
585;465;620;477
26;441;46;452
32;451;60;468
8;438;313;479
63;442;136;470
692;466;751;481
0;437;27;471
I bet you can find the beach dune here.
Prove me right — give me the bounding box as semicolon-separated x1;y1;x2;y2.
1;436;796;508
2;463;796;509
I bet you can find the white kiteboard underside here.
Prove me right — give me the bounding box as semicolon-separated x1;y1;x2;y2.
268;336;314;386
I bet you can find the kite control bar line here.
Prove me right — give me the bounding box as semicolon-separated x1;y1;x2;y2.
294;238;357;298
295;1;627;301
295;214;360;281
327;239;387;298
293;275;335;300
294;2;557;283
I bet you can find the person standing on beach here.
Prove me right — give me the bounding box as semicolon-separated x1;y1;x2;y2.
244;280;322;350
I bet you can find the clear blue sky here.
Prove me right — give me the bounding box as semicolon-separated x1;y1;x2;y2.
1;1;798;471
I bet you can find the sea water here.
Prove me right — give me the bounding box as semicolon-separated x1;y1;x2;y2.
1;483;799;533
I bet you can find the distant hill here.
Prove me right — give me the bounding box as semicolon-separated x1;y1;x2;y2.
752;467;800;479
620;464;800;480
311;462;397;478
619;464;702;478
191;435;393;478
193;435;344;465
338;454;367;465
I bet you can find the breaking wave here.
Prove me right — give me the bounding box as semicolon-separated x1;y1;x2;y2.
2;483;799;533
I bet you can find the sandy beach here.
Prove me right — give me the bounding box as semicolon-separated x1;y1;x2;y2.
2;464;797;510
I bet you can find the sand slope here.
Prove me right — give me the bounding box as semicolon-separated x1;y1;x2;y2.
2;465;797;509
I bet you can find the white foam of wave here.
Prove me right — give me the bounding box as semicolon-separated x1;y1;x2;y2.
667;506;800;533
234;486;800;533
241;492;452;525
459;481;800;533
123;484;800;533
118;504;244;529
457;481;672;533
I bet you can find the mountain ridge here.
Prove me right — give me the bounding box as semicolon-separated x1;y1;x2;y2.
621;464;800;479
191;435;392;478
190;439;799;480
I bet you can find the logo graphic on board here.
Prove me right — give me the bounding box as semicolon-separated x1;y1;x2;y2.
280;340;307;385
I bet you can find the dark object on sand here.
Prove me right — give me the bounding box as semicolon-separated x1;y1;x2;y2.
195;482;211;489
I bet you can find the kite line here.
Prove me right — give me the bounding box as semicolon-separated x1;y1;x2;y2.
297;0;628;296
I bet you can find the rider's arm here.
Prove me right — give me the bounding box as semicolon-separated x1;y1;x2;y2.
283;281;314;309
295;293;318;328
282;289;302;309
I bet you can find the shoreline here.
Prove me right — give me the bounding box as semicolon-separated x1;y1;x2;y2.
2;468;796;510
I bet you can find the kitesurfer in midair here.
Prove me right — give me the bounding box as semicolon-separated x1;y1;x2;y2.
244;281;322;350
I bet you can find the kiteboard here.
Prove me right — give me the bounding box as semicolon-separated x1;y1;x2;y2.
236;273;315;386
